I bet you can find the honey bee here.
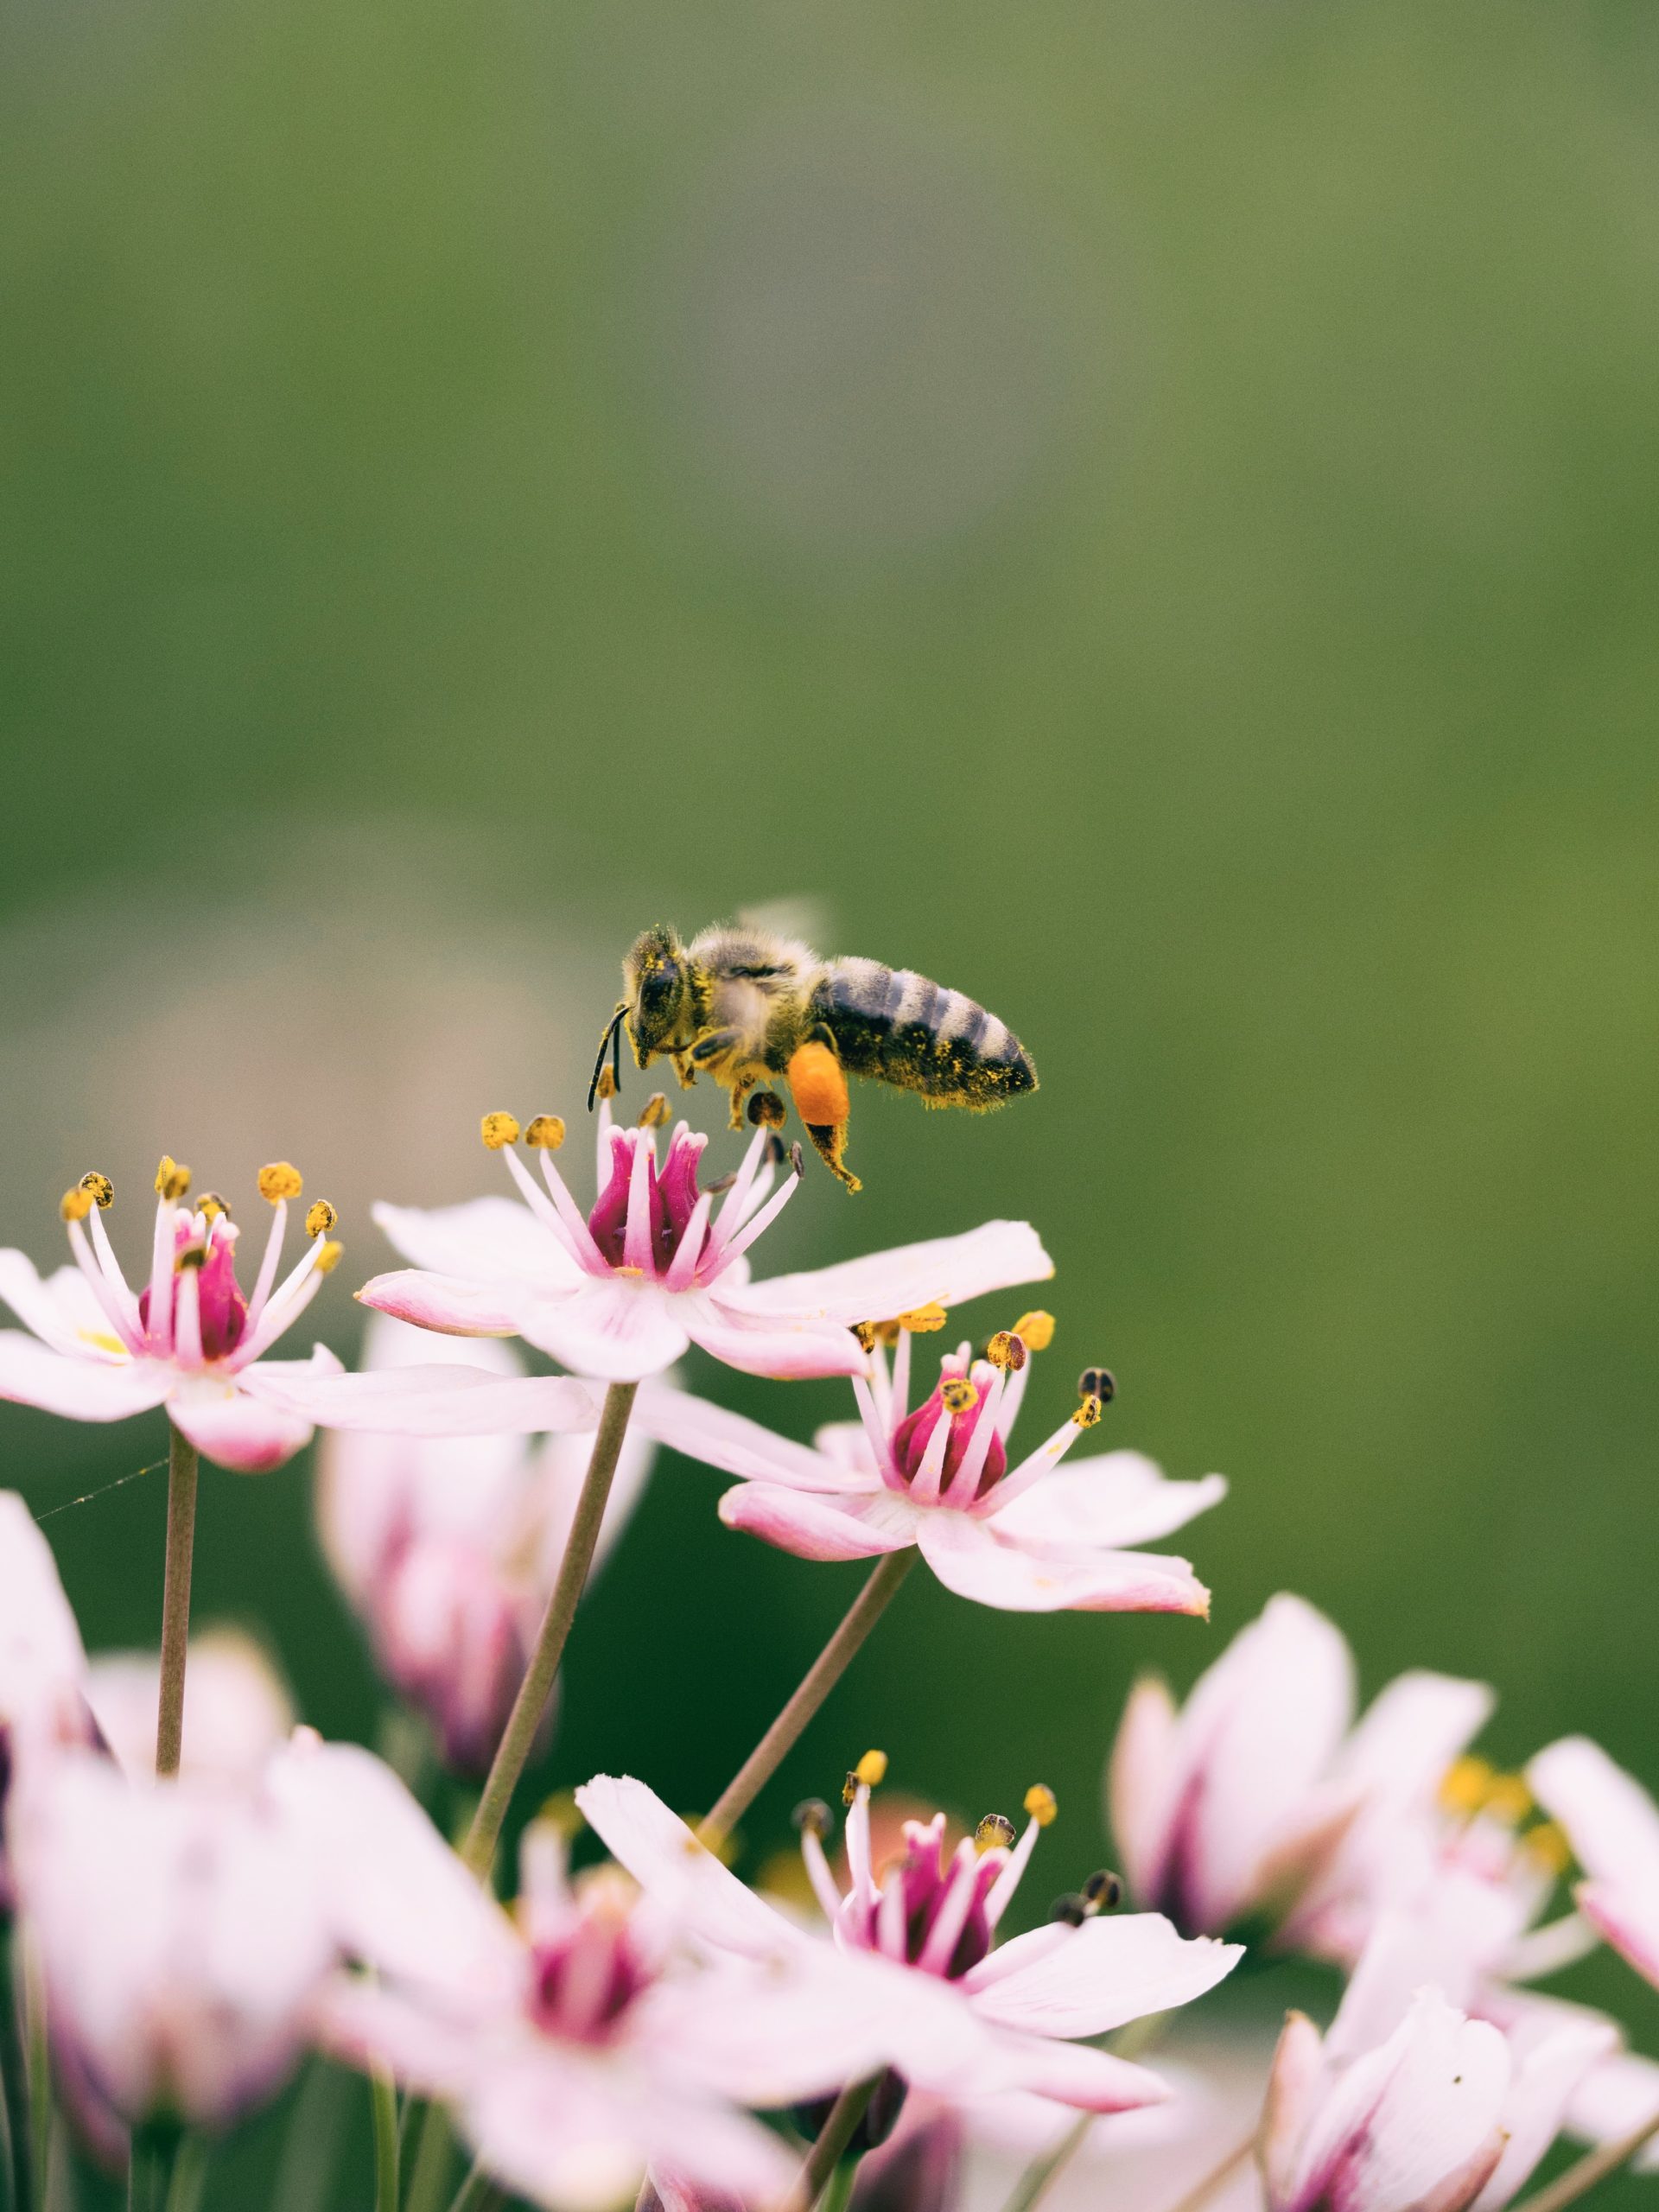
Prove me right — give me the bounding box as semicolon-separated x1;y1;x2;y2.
590;919;1037;1192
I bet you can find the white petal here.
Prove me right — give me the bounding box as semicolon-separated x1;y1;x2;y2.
988;1454;1227;1551
961;1915;1241;2038
0;1332;168;1421
1528;1736;1659;1893
725;1219;1053;1327
632;1383;863;1492
245;1357;600;1437
575;1776;799;1962
517;1280;690;1382
372;1197;579;1287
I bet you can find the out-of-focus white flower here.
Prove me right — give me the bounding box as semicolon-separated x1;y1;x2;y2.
13;1729;501;2143
0;1160;600;1472
321;1816;857;2212
1529;1736;1659;1997
360;1102;1052;1383
639;1321;1223;1614
1108;1594;1496;1941
1260;1918;1615;2212
85;1630;293;1789
0;1491;92;1904
317;1315;653;1773
577;1764;1240;2127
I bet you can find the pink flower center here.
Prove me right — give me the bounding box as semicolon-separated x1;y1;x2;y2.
849;1819;1001;1981
586;1127;708;1274
136;1222;248;1362
888;1373;1007;1503
529;1916;651;2045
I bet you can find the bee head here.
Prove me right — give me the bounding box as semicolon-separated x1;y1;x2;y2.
624;925;694;1062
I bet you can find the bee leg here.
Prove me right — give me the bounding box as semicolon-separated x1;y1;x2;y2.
671;1050;699;1090
804;1120;861;1192
727;1073;757;1132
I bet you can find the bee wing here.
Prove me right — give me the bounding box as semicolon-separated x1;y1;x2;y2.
733;895;834;951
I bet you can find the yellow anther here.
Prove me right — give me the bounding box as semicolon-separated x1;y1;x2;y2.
940;1377;979;1415
304;1200;338;1239
78;1171;114;1210
638;1093;672;1129
480;1111;520;1150
854;1749;887;1789
850;1321;878;1354
314;1239;345;1275
197;1192;230;1222
1014;1311;1055;1351
873;1319;901;1347
153;1157;192;1202
987;1330;1027;1373
257;1162;303;1204
175;1245;206;1272
594;1066;618;1102
60;1187;93;1224
1483;1774;1532;1826
1024;1783;1058;1828
1523;1821;1573;1877
1071;1394;1103;1429
898;1303;948;1334
525;1116;566;1151
1439;1756;1495;1818
975;1814;1017;1854
534;1789;583;1838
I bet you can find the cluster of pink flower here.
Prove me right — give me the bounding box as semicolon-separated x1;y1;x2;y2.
0;1101;1656;2212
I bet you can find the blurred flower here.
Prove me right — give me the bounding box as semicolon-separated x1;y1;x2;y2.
577;1764;1240;2128
853;2108;963;2212
0;1491;92;1906
1260;1917;1614;2212
317;1315;653;1773
1109;1594;1497;1942
85;1628;293;1788
361;1102;1052;1383
1529;1736;1659;1994
0;1160;600;1471
639;1321;1222;1613
13;1727;500;2145
322;1818;851;2212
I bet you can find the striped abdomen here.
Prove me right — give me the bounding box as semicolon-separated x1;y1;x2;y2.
810;959;1037;1109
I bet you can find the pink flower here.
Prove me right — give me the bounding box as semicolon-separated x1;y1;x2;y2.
1528;1737;1659;1995
85;1630;294;1789
321;1817;868;2212
1109;1594;1500;1942
359;1103;1052;1383
636;1323;1223;1613
0;1491;92;1904
317;1315;654;1773
575;1764;1240;2128
0;1159;600;1472
1261;1917;1615;2212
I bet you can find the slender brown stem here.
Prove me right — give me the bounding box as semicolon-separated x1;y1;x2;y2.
1512;2107;1659;2212
461;1380;639;1880
998;2113;1090;2212
789;2078;878;2212
155;1424;199;1777
699;1549;917;1850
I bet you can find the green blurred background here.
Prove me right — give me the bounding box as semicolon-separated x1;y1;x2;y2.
4;0;1659;2198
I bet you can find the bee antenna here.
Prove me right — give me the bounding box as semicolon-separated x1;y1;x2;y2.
588;1006;626;1114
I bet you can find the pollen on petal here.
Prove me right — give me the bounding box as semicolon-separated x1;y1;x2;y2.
258;1162;303;1203
79;1171;114;1210
1024;1784;1058;1827
154;1156;192;1202
898;1303;948;1334
304;1200;338;1239
480;1111;520;1150
60;1187;93;1223
1014;1310;1055;1351
525;1115;566;1150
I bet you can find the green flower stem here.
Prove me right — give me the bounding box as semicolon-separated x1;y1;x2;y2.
155;1424;200;1777
699;1549;917;1851
790;2078;877;2212
0;1919;34;2212
370;2063;398;2212
1512;2107;1659;2212
461;1380;639;1882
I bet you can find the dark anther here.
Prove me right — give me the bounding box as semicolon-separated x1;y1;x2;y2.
1077;1366;1116;1405
842;1770;860;1808
975;1813;1016;1853
762;1133;790;1168
788;1141;805;1176
850;1322;878;1353
702;1171;738;1195
747;1090;787;1128
792;1798;832;1839
1050;1893;1089;1927
1082;1868;1124;1912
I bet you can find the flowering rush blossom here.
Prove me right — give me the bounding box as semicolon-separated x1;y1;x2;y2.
1260;1916;1617;2212
85;1628;295;1789
0;1156;600;1472
577;1758;1241;2123
637;1319;1224;1613
1108;1592;1503;1942
359;1103;1052;1383
321;1818;884;2211
1529;1735;1659;1994
10;1727;496;2143
317;1314;654;1773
